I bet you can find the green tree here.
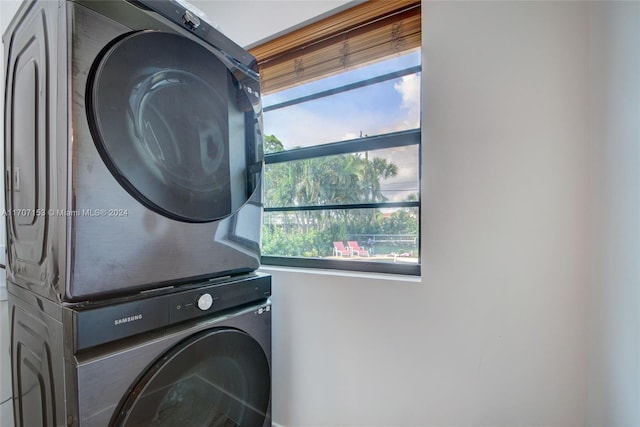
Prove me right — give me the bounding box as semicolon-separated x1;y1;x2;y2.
262;136;416;258
264;134;284;154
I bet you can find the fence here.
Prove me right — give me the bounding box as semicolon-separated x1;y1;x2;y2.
347;234;419;257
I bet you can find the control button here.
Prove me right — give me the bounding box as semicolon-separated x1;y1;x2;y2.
183;10;201;30
197;293;213;311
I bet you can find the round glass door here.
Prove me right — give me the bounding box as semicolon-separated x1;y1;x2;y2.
112;329;271;427
87;31;262;222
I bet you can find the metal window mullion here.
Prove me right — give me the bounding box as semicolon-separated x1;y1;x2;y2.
265;128;420;164
264;201;420;212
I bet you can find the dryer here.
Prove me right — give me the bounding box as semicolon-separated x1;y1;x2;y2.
3;0;264;302
8;272;272;426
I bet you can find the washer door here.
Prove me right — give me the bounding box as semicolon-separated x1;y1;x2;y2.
87;31;262;222
112;329;271;427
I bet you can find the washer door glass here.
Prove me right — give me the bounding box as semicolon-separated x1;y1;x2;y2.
88;31;262;222
113;329;270;427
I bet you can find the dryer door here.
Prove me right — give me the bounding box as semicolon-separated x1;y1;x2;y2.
87;31;262;223
112;328;271;426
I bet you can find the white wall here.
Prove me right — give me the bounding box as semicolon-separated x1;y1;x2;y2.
587;2;640;426
191;0;352;48
260;2;591;426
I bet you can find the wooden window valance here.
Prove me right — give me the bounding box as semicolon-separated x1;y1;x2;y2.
249;0;421;95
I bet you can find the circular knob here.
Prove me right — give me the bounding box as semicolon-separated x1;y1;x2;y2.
183;10;201;30
197;293;213;311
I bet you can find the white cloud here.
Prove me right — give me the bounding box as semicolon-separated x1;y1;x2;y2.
394;74;421;129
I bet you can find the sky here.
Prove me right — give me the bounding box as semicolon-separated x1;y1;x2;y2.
262;50;422;202
263;50;421;147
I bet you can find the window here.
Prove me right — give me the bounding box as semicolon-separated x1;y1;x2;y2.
250;0;421;275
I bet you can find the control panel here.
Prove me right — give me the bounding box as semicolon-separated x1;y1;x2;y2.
74;273;271;351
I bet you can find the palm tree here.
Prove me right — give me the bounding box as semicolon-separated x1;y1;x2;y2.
364;156;398;202
262;136;405;256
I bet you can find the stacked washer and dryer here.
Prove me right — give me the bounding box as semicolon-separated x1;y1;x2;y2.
3;1;271;426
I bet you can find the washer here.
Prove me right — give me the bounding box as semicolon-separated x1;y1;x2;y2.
3;0;264;302
8;273;272;426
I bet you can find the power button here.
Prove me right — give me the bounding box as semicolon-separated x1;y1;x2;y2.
197;293;213;311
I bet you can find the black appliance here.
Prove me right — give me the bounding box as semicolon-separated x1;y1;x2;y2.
8;273;272;426
3;0;264;303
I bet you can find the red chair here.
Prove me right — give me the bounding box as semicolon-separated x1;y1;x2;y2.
333;241;350;257
347;241;369;257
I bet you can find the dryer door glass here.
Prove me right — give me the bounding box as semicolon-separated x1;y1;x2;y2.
88;31;262;222
113;329;270;426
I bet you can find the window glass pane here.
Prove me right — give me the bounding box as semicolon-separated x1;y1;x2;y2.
263;51;421;149
263;207;419;263
261;48;421;273
264;146;419;208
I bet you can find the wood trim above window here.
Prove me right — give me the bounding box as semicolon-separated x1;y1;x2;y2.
249;0;421;94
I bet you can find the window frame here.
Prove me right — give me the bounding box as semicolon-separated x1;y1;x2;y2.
252;0;422;276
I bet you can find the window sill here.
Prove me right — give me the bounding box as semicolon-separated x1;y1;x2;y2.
259;264;422;284
261;255;419;276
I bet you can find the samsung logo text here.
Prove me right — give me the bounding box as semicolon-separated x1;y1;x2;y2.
114;314;143;326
